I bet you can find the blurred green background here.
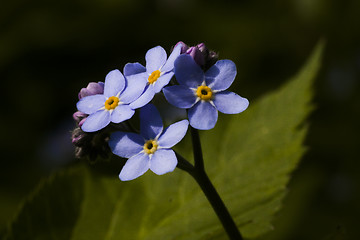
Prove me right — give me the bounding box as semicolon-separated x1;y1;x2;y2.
1;0;359;239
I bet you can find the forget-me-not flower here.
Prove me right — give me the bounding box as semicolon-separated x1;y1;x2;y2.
123;44;182;109
163;55;249;130
109;104;189;181
76;69;145;132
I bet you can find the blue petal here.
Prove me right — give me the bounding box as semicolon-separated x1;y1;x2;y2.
121;72;148;104
188;101;218;130
161;43;182;73
104;69;126;97
123;62;146;76
153;71;174;93
119;153;150;181
129;85;155;109
163;85;197;109
158;120;189;148
213;91;249;114
146;46;167;73
109;131;144;158
111;104;135;123
140;104;163;139
150;149;177;175
174;55;204;88
81;110;111;132
205;60;237;91
76;94;105;114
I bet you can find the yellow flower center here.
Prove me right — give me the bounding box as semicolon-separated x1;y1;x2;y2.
143;139;158;154
104;96;120;110
148;70;161;84
196;85;213;101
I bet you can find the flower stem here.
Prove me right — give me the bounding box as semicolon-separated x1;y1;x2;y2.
175;152;195;173
190;127;205;171
177;127;243;240
190;169;243;240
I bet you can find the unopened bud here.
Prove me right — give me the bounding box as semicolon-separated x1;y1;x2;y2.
186;46;205;67
175;41;219;70
73;111;87;126
71;126;111;162
78;82;104;100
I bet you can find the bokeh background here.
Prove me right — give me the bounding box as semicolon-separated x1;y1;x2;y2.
1;0;359;239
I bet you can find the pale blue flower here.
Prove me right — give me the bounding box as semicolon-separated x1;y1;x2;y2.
123;44;182;109
109;104;189;181
76;69;145;132
163;55;249;130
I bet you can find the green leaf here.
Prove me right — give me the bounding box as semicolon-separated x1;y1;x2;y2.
4;42;323;240
4;167;86;240
200;41;324;238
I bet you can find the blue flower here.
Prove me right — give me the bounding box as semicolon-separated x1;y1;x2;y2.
163;55;249;130
123;44;182;109
76;69;145;132
109;104;189;181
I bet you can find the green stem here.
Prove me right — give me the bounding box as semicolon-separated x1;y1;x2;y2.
189;168;243;240
176;127;243;240
175;152;195;173
190;127;205;171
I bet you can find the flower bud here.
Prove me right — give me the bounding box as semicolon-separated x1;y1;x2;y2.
78;82;104;100
186;46;205;67
175;41;219;70
196;43;206;52
72;83;121;161
174;41;189;54
71;126;111;162
73;111;87;126
205;49;219;70
71;127;86;145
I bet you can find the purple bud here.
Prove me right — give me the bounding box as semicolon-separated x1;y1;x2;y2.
196;43;206;52
175;41;189;54
176;41;218;70
73;111;87;123
72;135;83;145
78;82;104;100
71;127;86;145
71;126;112;162
186;46;205;67
73;111;88;127
78;118;86;127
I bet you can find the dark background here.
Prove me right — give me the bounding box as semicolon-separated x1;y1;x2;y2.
1;0;359;239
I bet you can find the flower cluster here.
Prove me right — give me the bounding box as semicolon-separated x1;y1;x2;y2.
72;42;249;180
